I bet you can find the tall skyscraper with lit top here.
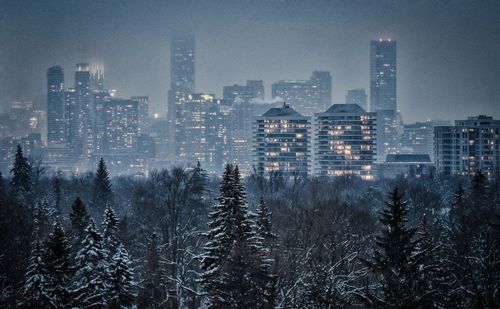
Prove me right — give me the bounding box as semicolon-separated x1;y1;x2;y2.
370;39;399;161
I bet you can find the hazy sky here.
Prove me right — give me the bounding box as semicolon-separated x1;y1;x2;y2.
1;0;499;122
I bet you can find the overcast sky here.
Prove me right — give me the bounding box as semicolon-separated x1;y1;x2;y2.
1;0;499;122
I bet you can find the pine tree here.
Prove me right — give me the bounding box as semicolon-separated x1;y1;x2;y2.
19;240;56;308
92;158;113;216
70;197;90;244
108;245;136;309
32;199;52;240
256;196;277;247
361;188;424;308
10;144;32;197
44;221;72;308
200;164;272;308
102;204;120;258
71;219;109;309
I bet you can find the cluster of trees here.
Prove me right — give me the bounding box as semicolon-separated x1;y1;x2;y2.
0;145;499;308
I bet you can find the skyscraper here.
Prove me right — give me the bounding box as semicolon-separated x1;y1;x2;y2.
168;33;195;157
310;71;332;111
314;104;376;180
130;96;149;133
370;39;399;161
345;89;367;111
74;63;92;158
254;103;311;178
47;66;66;145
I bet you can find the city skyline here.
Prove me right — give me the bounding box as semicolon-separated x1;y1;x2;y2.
1;0;499;123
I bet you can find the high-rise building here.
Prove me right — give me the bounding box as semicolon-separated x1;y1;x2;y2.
271;79;319;116
370;39;399;161
176;93;214;165
254;103;311;178
223;80;264;102
311;71;332;111
90;64;104;92
345;89;367;111
130;96;149;133
98;99;139;154
74;63;93;158
47;66;66;145
314;104;377;180
168;33;195;157
435;115;500;177
205;99;231;175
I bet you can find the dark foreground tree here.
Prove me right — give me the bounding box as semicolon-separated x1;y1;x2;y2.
92;158;113;216
361;188;427;308
108;245;136;309
10;144;32;198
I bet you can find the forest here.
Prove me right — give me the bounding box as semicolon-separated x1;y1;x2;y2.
0;145;499;308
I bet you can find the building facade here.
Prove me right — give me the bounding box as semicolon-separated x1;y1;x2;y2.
345;89;367;111
254;104;311;178
314;104;376;180
435;115;500;177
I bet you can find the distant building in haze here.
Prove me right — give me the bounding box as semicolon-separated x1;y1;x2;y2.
402;120;450;161
311;71;332;111
314;104;376;180
345;89;367;111
435;115;500;177
130;96;149;133
254;103;311;178
271;79;319;117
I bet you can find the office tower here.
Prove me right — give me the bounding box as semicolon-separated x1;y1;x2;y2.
64;88;77;146
168;33;195;157
223;80;264;175
74;63;93;158
314;104;377;180
130;96;149;133
435;115;500;178
271;79;319;116
47;66;66;145
98;99;139;154
205;99;231;175
311;71;332;111
138;133;156;159
345;89;367;111
176;93;214;165
370;39;399;161
254;103;311;178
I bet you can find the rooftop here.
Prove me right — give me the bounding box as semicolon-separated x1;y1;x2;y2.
262;103;304;117
324;104;367;114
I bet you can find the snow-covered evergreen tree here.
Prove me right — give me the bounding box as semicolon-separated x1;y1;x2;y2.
71;219;109;308
44;221;72;307
19;240;56;308
102;204;120;258
137;233;165;308
108;245;136;309
200;164;272;308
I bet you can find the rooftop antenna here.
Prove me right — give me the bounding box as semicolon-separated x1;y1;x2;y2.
283;101;289;108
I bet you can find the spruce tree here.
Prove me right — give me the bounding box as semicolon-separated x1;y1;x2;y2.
362;188;424;308
92;158;113;216
10;144;32;197
102;204;120;258
71;219;109;309
19;240;56;308
256;196;277;247
108;245;136;309
52;176;63;217
201;164;272;308
44;221;72;307
70;197;90;244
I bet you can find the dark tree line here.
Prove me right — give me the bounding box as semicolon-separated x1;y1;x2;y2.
1;145;499;308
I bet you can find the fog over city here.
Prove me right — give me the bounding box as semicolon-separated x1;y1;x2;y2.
2;0;499;122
